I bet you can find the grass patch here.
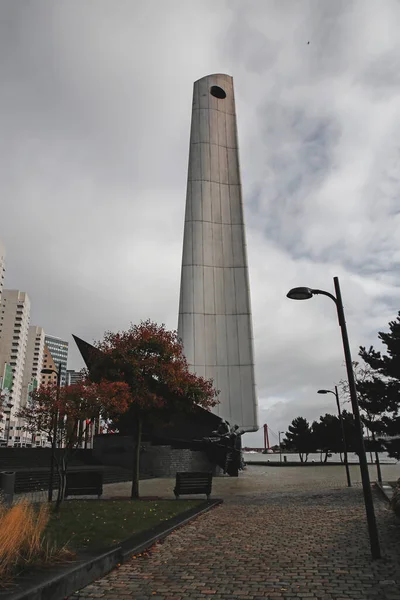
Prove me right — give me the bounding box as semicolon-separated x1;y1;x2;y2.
46;499;202;551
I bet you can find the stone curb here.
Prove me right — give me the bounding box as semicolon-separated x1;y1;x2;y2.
0;499;222;600
119;498;222;561
247;461;392;467
375;480;395;503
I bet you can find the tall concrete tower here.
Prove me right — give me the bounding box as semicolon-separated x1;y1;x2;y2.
178;74;258;432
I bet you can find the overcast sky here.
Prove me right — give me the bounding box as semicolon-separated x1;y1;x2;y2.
1;0;400;447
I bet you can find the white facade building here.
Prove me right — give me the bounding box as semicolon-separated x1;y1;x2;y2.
66;369;83;385
21;326;45;408
0;241;5;305
178;74;258;432
0;290;31;443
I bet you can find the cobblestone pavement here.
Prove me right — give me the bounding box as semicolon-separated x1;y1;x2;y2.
70;467;400;600
17;463;400;504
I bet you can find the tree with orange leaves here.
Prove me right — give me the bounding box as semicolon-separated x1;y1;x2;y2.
91;320;219;498
18;378;131;509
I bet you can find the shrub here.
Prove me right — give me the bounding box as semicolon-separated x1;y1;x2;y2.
0;499;73;584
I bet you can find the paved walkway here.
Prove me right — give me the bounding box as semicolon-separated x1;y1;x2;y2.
69;465;400;600
18;463;400;504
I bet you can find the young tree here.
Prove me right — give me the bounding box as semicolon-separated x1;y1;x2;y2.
91;320;219;498
18;379;131;509
338;360;387;481
285;417;314;462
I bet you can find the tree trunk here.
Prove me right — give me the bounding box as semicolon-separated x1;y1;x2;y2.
299;452;303;462
84;422;89;449
324;452;328;463
339;452;343;463
53;453;61;510
131;417;142;499
55;454;66;512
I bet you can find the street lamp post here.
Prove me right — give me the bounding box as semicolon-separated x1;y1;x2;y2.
317;387;351;487
287;276;381;559
278;431;284;463
41;364;62;502
4;403;13;446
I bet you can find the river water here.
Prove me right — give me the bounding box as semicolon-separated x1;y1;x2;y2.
243;451;398;464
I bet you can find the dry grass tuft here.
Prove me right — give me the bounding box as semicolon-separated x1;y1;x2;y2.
0;499;74;584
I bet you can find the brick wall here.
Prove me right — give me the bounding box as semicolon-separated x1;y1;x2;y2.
93;435;220;477
140;443;219;477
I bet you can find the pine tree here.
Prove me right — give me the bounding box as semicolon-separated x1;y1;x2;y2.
312;414;342;462
285;417;314;462
358;312;400;460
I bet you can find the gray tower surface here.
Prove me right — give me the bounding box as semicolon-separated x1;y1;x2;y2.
178;74;258;432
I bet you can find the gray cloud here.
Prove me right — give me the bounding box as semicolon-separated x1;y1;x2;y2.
1;1;400;447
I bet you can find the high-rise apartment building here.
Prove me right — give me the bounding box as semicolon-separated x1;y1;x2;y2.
0;241;5;305
0;290;31;438
66;369;83;385
0;363;12;443
21;326;45;408
44;335;69;385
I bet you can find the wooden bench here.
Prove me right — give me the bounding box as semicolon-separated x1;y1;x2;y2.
65;471;103;498
173;471;212;500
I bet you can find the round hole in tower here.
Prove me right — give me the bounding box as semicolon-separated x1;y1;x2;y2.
210;85;226;99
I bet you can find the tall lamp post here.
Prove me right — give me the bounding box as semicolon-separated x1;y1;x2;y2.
278;431;284;463
4;402;14;446
317;387;351;488
287;276;381;559
41;363;62;503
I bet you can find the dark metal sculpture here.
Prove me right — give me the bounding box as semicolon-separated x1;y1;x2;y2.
201;420;245;477
73;335;244;477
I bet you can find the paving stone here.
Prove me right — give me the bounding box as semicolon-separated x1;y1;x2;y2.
69;465;400;600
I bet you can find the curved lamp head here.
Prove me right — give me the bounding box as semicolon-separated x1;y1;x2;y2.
41;368;56;375
286;287;313;300
317;389;329;394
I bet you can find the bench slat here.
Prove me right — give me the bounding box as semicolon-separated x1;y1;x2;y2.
174;471;213;499
65;471;103;498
